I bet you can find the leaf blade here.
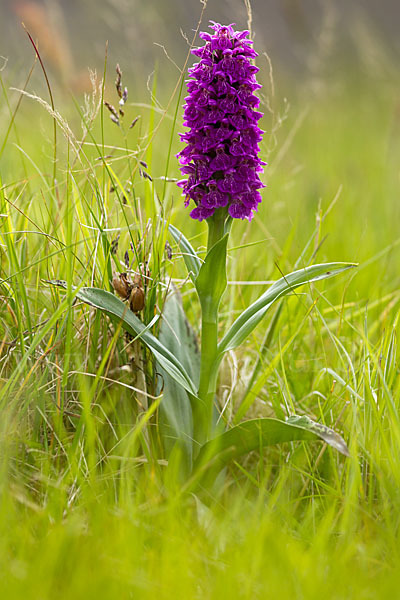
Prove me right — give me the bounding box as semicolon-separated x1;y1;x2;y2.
157;287;200;461
218;262;357;355
167;223;201;281
193;416;349;487
47;281;197;396
195;233;229;320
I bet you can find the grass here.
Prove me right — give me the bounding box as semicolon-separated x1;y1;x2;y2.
0;33;400;599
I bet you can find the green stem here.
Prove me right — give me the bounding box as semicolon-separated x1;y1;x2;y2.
194;209;228;446
195;319;219;444
207;208;226;252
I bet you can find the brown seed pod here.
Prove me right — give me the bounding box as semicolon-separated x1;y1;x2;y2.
129;285;145;313
112;272;131;300
129;272;145;313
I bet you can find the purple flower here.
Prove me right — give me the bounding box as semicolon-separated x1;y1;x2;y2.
177;22;266;221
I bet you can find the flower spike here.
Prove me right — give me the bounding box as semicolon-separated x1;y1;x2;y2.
177;21;266;221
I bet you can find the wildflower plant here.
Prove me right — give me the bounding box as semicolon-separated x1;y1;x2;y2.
50;22;354;488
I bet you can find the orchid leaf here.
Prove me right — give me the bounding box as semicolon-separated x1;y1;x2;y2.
285;415;349;456
195;233;229;320
167;223;201;281
47;281;197;396
157;287;200;464
218;262;357;355
193;416;349;487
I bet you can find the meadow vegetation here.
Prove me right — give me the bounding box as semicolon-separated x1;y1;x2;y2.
0;12;399;599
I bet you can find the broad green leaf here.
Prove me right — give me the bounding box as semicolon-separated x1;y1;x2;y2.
47;281;197;396
195;233;229;321
193;416;349;486
285;415;349;456
157;287;200;462
218;262;357;355
167;223;201;281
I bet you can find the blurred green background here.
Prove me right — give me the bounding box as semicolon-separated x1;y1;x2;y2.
2;0;399;299
1;0;400;86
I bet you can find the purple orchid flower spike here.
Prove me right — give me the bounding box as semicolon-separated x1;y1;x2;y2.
177;22;266;221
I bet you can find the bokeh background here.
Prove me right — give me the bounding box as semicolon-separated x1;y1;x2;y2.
1;0;399;300
1;0;399;89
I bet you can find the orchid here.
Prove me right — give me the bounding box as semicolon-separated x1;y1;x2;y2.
49;23;354;487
